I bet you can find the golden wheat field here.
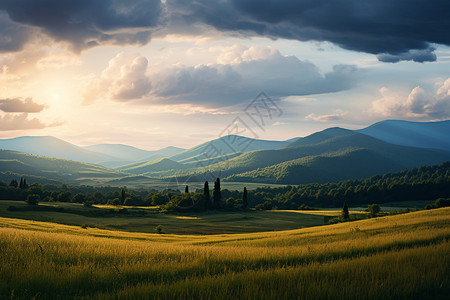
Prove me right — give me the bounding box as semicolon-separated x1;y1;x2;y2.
1;208;449;299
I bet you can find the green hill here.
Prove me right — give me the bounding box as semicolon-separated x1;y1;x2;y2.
226;148;404;184
117;158;187;174
169;135;290;162
0;150;122;182
161;128;450;184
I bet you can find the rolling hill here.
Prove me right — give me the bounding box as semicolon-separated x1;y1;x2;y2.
358;120;450;151
84;144;185;167
169;135;291;162
116;158;187;174
0;136;115;164
0;150;122;183
155;128;450;184
2;120;450;186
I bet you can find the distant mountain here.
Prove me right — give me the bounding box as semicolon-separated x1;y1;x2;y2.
357;120;450;151
157;128;450;184
0;136;115;164
2;120;450;186
169;135;291;162
84;144;185;163
0;150;122;183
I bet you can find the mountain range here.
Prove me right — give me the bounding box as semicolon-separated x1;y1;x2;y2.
1;119;449;186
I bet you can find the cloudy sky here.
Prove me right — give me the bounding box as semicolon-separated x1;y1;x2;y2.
1;0;449;150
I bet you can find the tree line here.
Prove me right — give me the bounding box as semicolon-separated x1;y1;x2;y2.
1;162;449;210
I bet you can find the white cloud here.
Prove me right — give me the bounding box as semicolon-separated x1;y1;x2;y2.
151;46;358;107
306;109;348;122
371;78;450;120
272;121;287;126
83;46;358;109
83;53;151;104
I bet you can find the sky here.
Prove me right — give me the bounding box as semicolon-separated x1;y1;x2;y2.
0;0;449;150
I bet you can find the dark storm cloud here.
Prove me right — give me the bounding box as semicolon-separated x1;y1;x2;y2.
0;98;45;113
0;0;164;51
0;12;34;53
166;0;450;62
2;0;448;62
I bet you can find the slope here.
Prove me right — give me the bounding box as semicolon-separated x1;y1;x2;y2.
358;120;450;151
169;135;290;162
0;150;122;182
226;148;405;184
161;128;450;183
0;136;115;164
117;158;187;174
84;144;185;162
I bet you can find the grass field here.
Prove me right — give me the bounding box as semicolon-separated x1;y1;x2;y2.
0;208;449;299
0;200;333;234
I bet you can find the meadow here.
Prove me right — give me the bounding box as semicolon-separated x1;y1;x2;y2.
0;208;449;299
0;200;330;234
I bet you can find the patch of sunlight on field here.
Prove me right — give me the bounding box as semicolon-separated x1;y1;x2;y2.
175;216;200;220
276;209;367;216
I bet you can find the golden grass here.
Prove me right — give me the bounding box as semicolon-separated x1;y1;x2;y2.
0;208;449;299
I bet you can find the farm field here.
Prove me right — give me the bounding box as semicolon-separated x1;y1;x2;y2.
0;208;449;299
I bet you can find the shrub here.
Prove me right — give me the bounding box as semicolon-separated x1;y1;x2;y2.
83;201;93;207
434;198;450;208
368;204;381;217
155;225;164;234
255;201;272;210
6;206;17;211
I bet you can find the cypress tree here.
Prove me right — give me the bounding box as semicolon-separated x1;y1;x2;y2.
23;178;28;189
213;178;221;208
203;181;210;209
9;179;18;188
342;201;349;220
243;187;248;208
19;178;24;189
121;189;126;205
185;185;189;193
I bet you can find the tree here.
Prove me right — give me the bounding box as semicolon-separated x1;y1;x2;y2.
121;188;126;205
26;194;40;205
19;178;24;189
225;197;235;209
255;200;272;210
185;185;189;193
213;178;221;208
342;201;349;220
203;181;210;209
368;204;381;217
28;183;43;196
57;191;72;202
242;187;248;208
107;198;121;206
9;179;18;188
